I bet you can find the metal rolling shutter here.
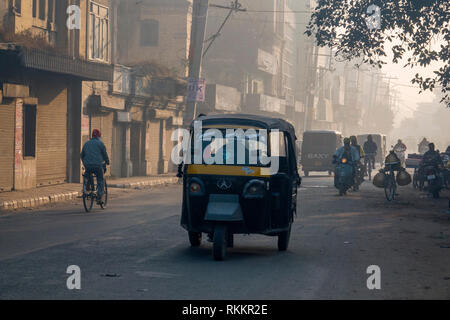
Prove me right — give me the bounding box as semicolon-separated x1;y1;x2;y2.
0;103;15;192
36;89;68;186
147;120;161;175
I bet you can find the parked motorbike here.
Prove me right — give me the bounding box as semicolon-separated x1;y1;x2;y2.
333;156;355;196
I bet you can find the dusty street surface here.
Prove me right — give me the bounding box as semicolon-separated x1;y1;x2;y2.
0;176;449;299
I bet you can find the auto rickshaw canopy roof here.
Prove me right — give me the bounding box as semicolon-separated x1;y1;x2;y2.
190;113;297;141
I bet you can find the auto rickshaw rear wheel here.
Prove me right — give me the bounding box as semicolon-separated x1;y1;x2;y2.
278;224;292;251
188;232;202;247
304;171;309;177
213;224;227;261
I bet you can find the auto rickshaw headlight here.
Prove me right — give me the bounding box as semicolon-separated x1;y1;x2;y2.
188;178;205;196
243;179;265;199
190;182;201;193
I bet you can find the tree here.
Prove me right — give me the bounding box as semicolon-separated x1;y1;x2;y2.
306;0;449;107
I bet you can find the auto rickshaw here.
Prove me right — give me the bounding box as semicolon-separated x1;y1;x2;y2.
300;130;343;176
180;114;301;260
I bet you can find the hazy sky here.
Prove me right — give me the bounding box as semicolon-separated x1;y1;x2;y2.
377;37;443;128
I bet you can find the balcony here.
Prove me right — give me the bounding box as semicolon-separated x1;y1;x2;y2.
203;84;241;112
244;93;286;115
19;47;114;81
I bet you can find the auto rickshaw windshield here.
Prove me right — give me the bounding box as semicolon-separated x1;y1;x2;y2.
190;128;284;166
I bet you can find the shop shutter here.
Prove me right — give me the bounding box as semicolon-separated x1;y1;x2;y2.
0;103;15;192
147;120;161;175
36;88;67;186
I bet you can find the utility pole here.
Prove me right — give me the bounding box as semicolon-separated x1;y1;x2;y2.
184;0;210;125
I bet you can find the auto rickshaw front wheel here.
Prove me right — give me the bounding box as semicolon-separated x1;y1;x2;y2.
188;232;202;247
213;224;228;261
278;224;292;251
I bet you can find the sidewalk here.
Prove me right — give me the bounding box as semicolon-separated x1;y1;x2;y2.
0;174;179;211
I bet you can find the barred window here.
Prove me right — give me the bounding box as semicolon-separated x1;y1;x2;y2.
89;2;110;62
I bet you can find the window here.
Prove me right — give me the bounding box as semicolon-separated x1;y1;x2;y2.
32;0;36;17
89;2;110;62
23;106;36;158
48;0;54;22
38;0;45;20
14;0;21;14
140;20;159;47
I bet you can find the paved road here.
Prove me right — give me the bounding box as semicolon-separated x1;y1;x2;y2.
0;176;449;299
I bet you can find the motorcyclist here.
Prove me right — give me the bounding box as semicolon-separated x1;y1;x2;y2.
363;135;378;170
418;138;430;154
333;138;360;183
420;143;443;167
393;139;407;166
81;129;110;204
334;138;360;163
350;136;365;184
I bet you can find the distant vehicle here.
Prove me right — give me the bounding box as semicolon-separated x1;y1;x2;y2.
301;130;343;176
357;134;387;165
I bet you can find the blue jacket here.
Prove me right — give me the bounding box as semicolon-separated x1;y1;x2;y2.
334;146;360;163
81;137;110;167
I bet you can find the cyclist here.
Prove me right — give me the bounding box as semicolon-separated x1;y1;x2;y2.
363;135;378;171
81;129;110;204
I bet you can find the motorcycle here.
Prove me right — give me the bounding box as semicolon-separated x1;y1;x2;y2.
420;164;444;198
333;156;355;196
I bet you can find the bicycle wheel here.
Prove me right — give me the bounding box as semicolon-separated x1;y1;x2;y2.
82;176;94;212
368;160;372;181
100;180;108;209
384;173;395;201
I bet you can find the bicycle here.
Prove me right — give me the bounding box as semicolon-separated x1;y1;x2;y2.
364;153;376;181
384;161;399;201
82;165;108;212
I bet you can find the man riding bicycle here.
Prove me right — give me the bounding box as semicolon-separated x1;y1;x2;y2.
81;129;110;204
363;135;378;170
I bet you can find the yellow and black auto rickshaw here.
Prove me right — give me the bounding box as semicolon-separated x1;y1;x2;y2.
179;114;301;260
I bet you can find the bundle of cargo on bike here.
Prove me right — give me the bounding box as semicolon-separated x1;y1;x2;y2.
373;151;411;201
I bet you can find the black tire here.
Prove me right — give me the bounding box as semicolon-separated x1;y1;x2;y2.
368;163;372;181
82;177;94;212
384;174;396;201
100;181;108;209
188;232;202;247
83;193;94;212
278;224;291;251
304;171;309;177
213;225;227;261
328;171;333;176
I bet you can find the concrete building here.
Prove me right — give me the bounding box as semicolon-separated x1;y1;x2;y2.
115;0;188;175
0;0;114;191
